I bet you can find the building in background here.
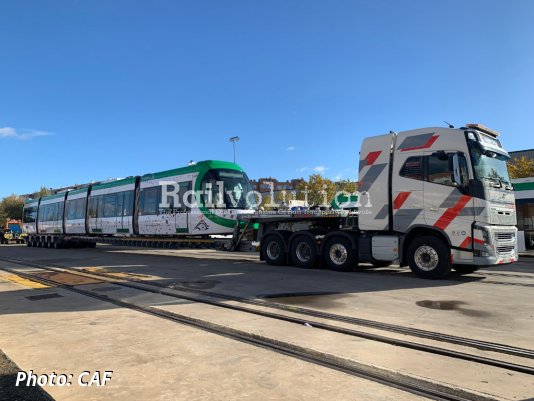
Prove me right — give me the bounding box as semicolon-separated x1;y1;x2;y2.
510;149;534;251
513;178;534;251
249;177;305;198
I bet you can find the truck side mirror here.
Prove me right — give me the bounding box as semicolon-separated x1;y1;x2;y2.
452;154;463;188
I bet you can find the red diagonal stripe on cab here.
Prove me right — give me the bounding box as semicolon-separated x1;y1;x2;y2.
366;151;382;166
401;134;439;152
433;195;472;231
459;236;472;249
393;192;411;210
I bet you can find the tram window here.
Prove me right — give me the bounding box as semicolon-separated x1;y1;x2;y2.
116;192;124;217
89;195;104;218
67;198;86;220
177;182;192;210
39;204;48;221
97;195;105;218
43;203;58;221
139;187;159;215
66;200;76;220
38;205;45;221
58;202;65;220
103;194;117;218
41;204;48;221
161;184;175;210
89;196;98;218
123;190;134;216
77;198;87;219
23;206;37;223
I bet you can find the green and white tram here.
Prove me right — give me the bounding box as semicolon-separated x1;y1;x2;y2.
23;161;256;247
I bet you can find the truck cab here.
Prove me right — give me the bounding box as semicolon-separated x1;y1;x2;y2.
358;124;517;278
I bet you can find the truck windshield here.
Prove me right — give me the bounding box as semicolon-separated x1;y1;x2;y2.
200;169;256;209
469;147;512;187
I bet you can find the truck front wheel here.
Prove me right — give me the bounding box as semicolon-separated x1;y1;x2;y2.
407;236;451;279
323;236;357;272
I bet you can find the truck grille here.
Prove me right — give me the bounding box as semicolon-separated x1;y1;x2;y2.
495;232;515;241
496;245;515;255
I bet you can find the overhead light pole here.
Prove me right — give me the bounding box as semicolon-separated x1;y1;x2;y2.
229;136;240;163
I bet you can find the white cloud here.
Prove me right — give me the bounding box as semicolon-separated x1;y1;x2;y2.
0;126;55;140
312;166;328;174
296;166;309;173
286;146;295;151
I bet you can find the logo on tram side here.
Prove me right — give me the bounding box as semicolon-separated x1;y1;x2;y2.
193;219;210;231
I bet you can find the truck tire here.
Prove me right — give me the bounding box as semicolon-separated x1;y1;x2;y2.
290;235;318;269
454;265;479;275
407;236;451;279
323;236;357;272
261;235;286;266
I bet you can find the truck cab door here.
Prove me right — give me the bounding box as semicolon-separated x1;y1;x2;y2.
423;151;474;244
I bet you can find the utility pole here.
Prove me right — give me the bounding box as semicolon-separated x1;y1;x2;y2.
229;136;240;163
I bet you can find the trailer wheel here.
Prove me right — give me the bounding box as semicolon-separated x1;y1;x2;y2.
52;238;61;249
323;236;357;272
290;235;318;269
454;265;479;275
407;236;451;279
262;235;286;266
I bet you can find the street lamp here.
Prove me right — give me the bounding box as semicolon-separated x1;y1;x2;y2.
229;136;240;163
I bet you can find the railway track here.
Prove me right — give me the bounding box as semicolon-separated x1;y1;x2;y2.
1;256;533;376
0;261;498;401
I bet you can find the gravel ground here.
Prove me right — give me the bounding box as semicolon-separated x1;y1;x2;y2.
0;349;54;401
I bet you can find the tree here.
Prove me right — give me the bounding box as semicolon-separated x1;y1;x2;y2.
508;156;534;179
259;191;292;209
0;195;25;227
295;174;337;206
32;186;52;198
335;179;357;194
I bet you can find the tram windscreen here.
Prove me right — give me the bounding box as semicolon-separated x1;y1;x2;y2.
201;169;256;209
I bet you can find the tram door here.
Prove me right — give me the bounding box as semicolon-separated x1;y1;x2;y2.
174;181;191;234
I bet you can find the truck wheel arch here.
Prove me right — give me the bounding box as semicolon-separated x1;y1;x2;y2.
400;226;451;266
321;231;358;255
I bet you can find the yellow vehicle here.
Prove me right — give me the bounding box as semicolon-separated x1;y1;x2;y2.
1;220;26;244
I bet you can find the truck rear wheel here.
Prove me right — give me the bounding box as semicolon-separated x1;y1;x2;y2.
262;235;286;266
290;235;318;269
323;236;357;272
407;236;451;279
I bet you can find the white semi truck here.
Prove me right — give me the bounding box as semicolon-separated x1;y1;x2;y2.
251;124;517;279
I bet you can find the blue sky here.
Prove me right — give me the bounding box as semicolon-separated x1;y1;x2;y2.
1;0;533;198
